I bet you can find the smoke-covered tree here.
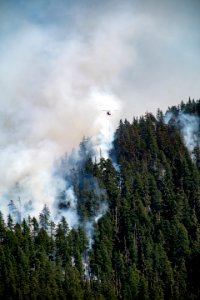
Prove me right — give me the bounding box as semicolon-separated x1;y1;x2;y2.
0;98;200;299
39;204;50;231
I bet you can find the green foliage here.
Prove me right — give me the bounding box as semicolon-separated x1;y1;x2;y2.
0;99;200;299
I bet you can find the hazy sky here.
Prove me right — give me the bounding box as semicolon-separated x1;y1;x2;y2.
1;0;200;119
0;0;200;216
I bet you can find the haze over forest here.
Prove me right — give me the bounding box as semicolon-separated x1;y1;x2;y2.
0;0;200;219
0;1;200;299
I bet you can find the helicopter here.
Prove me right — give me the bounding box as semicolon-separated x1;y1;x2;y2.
102;110;116;116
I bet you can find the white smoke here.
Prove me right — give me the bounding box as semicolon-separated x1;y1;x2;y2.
164;111;173;125
84;201;108;249
164;111;200;153
1;0;199;222
0;18;123;221
82;201;108;279
56;186;79;229
89;88;122;160
177;113;199;153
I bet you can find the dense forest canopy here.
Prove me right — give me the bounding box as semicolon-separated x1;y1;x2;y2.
0;99;200;299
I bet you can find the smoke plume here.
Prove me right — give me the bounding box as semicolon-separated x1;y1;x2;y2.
0;10;123;221
164;111;200;154
0;0;199;222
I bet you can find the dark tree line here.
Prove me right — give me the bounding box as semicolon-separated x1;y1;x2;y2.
0;99;200;299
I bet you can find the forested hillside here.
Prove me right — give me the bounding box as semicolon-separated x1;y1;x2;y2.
0;100;200;299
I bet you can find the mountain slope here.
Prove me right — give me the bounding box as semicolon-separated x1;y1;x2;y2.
0;99;200;299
